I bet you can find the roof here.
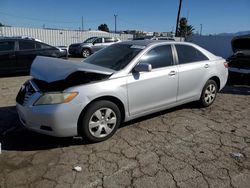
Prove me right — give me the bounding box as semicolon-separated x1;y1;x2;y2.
119;40;169;46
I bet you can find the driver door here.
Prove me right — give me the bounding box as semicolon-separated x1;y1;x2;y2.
127;45;178;116
92;38;104;53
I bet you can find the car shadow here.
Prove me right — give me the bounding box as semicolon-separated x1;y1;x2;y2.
221;84;250;95
0;104;195;151
0;85;248;151
0;106;89;151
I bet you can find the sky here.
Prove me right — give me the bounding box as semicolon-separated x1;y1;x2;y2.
0;0;249;35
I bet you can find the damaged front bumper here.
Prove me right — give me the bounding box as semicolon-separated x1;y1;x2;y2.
16;102;83;137
16;81;86;137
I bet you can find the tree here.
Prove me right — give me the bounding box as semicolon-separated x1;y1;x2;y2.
0;22;3;27
177;17;195;39
98;24;109;32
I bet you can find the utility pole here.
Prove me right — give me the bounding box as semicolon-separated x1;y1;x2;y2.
200;24;203;36
81;16;84;31
175;0;183;37
114;14;118;33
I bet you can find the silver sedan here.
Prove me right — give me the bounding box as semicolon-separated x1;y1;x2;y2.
16;40;228;142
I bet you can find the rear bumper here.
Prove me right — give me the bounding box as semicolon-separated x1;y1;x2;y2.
228;68;250;85
69;47;81;55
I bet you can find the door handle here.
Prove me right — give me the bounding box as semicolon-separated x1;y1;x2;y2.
168;71;176;76
204;64;209;68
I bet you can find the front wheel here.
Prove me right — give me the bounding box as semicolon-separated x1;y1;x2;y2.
80;100;121;142
82;48;91;58
199;80;218;107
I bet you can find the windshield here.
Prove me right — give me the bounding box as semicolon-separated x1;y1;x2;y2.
83;44;143;71
84;37;98;43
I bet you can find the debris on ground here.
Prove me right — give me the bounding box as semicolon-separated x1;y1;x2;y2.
73;166;82;172
230;152;244;159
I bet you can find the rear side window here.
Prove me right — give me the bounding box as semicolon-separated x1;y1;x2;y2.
104;38;118;43
104;38;114;43
0;41;14;51
139;45;174;69
19;40;35;50
175;45;208;64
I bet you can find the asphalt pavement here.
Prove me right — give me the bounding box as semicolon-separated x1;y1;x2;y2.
0;58;249;188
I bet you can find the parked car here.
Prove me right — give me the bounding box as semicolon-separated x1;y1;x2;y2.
154;37;175;41
68;37;120;58
16;40;228;142
227;34;250;85
133;36;156;40
133;36;175;41
56;45;69;57
0;37;67;74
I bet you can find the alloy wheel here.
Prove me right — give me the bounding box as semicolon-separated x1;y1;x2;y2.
204;83;216;105
82;49;90;58
88;108;117;138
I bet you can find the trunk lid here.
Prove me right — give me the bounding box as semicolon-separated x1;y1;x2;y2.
231;34;250;54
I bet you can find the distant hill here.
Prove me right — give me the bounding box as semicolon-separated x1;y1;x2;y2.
216;30;250;36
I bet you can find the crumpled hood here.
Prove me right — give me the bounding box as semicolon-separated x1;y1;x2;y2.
30;56;115;83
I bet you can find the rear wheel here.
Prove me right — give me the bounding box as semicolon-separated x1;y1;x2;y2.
82;48;91;58
80;100;121;142
199;80;218;107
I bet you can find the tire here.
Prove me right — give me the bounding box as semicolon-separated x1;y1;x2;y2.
80;100;121;142
199;80;218;107
82;48;91;58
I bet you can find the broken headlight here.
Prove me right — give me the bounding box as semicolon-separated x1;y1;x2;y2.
34;92;78;105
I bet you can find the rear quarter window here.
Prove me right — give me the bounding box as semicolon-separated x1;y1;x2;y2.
175;45;208;64
36;42;53;49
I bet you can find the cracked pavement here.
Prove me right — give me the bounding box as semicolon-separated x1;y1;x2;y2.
0;74;250;188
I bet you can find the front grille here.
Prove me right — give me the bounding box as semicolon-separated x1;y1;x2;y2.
16;81;36;106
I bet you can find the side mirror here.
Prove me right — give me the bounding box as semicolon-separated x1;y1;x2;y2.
133;63;152;72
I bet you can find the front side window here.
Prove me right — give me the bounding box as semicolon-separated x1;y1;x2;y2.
139;45;174;69
19;40;35;50
84;37;97;43
94;38;102;44
175;45;208;64
0;41;15;51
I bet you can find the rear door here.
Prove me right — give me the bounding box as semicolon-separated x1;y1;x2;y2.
0;40;16;73
174;44;210;101
16;39;37;71
103;38;116;48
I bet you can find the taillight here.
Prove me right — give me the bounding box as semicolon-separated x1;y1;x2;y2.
224;61;229;68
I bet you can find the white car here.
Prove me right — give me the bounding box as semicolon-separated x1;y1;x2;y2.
16;40;228;142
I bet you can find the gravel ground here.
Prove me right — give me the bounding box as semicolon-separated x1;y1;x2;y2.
0;61;249;188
